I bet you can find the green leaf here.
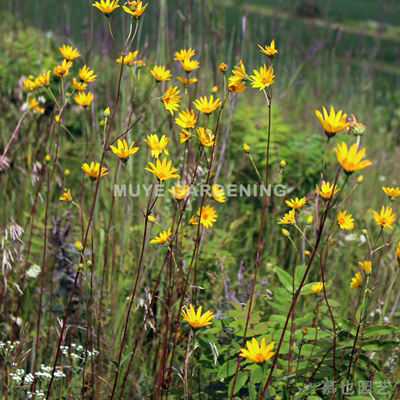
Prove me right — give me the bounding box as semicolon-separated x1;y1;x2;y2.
294;264;307;286
217;359;238;380
228;371;247;396
275;267;294;292
249;382;257;400
363;325;399;338
362;339;400;351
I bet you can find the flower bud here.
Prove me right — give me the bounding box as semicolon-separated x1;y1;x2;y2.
135;60;146;68
396;242;400;265
306;216;313;225
279;160;286;168
357;175;364;183
361;228;368;236
302;327;309;336
99;120;105;126
104;107;111;117
45;154;51;163
87;260;93;268
243;143;250;153
219;63;228;73
148;216;156;223
330;238;335;245
304;250;311;256
350;122;366;136
282;229;290;237
55;115;61;123
74;241;83;253
64;169;70;176
211;86;218;93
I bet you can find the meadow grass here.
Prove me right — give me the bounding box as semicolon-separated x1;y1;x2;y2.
0;1;399;399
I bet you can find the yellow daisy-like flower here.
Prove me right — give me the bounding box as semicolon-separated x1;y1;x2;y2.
181;304;215;329
311;282;324;294
180;58;200;73
54;60;73;78
35;71;51;87
145;158;180;182
258;39;278;59
197;205;218;228
315;106;350;136
193;95;222;115
228;77;247;94
116;51;138;65
59;45;80;61
175;109;198;129
179;130;191;143
359;261;372;275
144;134;170;158
250;65;275;90
75;241;84;252
315;181;340;200
123;1;148;18
109;139;139;162
174;48;196;62
162;86;181;115
23;78;37;91
278;209;295;225
373;206;396;229
150;228;172;244
382;187;400;201
285;196;306;210
337;210;354;230
28;98;45;114
240;337;274;364
230;60;247;84
150;65;172;82
72;77;88;91
92;0;120;15
59;189;72;202
189;216;199;225
350;272;362;290
168;185;190;200
211;184;225;203
74;92;94;107
79;65;97;83
82;161;108;181
177;76;198;86
334;142;372;175
197;127;215;147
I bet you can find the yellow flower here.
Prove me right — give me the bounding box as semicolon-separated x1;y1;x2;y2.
211;184;225;203
168;185;190;200
60;189;72;202
99;120;105;126
230;61;247;84
350;272;362;290
45;154;51;162
357;175;364;183
104;107;111;117
193;95;222;115
28;98;45;114
251;65;275;90
382;187;400;201
181;304;215;329
79;65;97;83
396;242;400;261
211;86;218;93
35;71;51;87
306;216;313;225
74;92;94;107
197;127;215;147
304;250;311;256
240;337;274;364
315;106;350;136
189;216;199;225
337;210;354;230
373;206;396;229
334;142;372;175
72;77;88;91
116;51;138;65
162;86;181;115
180;58;200;73
144;134;170;158
311;282;324;294
150;228;172;244
174;48;196;62
278;209;296;225
74;241;84;252
145;158;180;182
92;0;120;15
258;39;278;58
82;161;108;181
219;63;228;73
177;76;198;86
150;65;172;82
228;77;247;94
179;130;191;143
64;169;70;176
54;60;73;78
24;78;38;91
285;196;306;210
244;143;250;153
123;1;148;18
59;45;80;61
109;139;139;161
197;205;218;228
359;261;372;275
148;215;156;223
175;109;198;129
315;181;340;200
